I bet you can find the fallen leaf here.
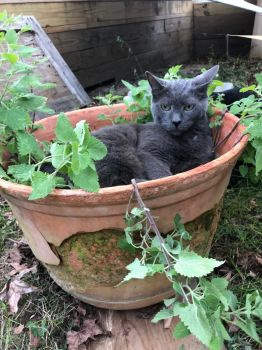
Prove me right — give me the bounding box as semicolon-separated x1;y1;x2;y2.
13;324;25;335
8;263;29;276
249;198;257;208
0;282;9;301
3;211;14;221
8;278;39;313
1;265;38;313
8;246;23;265
76;304;87;317
67;319;103;350
255;254;262;265
248;270;257;278
29;329;41;349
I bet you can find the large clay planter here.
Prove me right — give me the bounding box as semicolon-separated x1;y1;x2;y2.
0;104;248;310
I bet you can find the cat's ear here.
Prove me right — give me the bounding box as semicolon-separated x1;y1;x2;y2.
192;65;219;96
145;71;165;95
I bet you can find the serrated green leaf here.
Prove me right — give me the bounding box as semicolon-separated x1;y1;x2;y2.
152;308;173;323
174;251;224;278
252;139;262;175
17;131;44;161
123;258;148;282
16;94;48;112
146;264;164;276
0;166;9;179
246;119;262;140
71;141;80;174
178;304;212;347
130;207;145;217
5;29;18;44
7;164;35;183
2;53;19;64
74;120;89;145
78;152;95;171
239;164;248;177
70;167;100;192
11;75;55;93
29;172;56;200
240;85;256;92
209;336;224;350
164;298;176;307
50;143;70;169
55;113;77;142
0;108;30;131
235;319;260;343
87;136;107;160
117;237;137;253
172;281;184;296
213;309;231;341
173;321;191;339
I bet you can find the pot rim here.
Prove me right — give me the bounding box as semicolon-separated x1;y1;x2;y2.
0;105;248;202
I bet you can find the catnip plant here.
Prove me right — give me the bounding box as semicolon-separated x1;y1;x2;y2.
121;182;262;350
0;11;107;199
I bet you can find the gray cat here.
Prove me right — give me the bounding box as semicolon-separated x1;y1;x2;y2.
94;65;219;187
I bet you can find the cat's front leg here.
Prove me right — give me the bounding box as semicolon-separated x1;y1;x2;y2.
138;152;172;180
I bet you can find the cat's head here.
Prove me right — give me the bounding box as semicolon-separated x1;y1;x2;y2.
146;65;219;135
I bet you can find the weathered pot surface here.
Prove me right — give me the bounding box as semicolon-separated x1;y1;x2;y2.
0;104;248;309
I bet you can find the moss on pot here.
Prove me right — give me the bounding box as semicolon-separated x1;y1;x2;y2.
46;201;222;293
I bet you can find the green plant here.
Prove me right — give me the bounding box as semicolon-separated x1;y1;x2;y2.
0;11;107;199
94;92;128;124
163;65;183;80
210;73;262;183
121;183;262;350
122;79;152;123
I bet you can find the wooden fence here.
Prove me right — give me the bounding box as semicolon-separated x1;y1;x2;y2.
1;0;194;88
0;0;257;88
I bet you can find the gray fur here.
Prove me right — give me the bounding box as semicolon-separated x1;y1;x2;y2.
93;66;219;187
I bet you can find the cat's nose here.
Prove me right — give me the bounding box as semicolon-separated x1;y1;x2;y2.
172;120;181;127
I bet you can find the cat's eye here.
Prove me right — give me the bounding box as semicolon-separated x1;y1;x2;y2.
161;104;171;111
184;104;195;111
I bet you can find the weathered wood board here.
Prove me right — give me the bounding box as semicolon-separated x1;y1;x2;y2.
0;1;194;88
250;0;262;58
88;309;207;350
193;0;256;57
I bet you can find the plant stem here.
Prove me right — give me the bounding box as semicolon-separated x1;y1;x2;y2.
131;179;172;269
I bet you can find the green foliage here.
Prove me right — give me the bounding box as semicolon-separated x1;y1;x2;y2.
122;79;152;123
122;207;262;349
0;12;107;199
164;65;182;80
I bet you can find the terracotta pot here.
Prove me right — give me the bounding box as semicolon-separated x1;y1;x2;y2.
0;104;248;310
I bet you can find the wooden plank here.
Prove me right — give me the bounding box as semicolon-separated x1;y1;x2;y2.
89;309;207;350
194;13;255;39
194;37;252;57
78;44;192;88
49;19;166;54
25;16;91;108
194;0;257;16
165;16;193;33
0;1;193;32
250;0;262;58
63;29;193;72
